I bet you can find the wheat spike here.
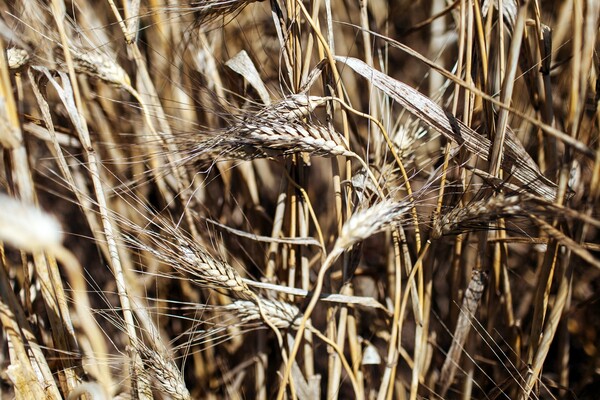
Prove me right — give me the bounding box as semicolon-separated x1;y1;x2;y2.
125;226;254;299
179;94;343;160
237;118;351;156
335;200;412;250
178;243;255;299
137;346;191;400
433;194;523;238
63;46;131;87
226;297;301;329
0;193;63;252
198;119;352;161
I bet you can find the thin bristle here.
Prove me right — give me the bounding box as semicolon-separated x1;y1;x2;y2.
1;1;598;399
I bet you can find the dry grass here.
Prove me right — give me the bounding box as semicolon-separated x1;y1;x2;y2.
0;0;599;399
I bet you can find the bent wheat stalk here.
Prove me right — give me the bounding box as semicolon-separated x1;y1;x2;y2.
278;199;412;399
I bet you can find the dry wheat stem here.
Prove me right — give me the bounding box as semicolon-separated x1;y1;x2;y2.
277;246;344;400
0;193;113;393
279;199;412;399
51;245;115;393
489;1;528;177
47;5;146;392
0;254;61;399
308;325;361;397
0;34;76;398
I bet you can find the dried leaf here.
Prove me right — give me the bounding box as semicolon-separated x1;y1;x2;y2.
226;50;271;105
335;56;558;200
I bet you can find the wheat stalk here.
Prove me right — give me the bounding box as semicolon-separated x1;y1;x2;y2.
1;1;598;399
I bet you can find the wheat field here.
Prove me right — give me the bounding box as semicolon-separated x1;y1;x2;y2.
0;0;598;399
